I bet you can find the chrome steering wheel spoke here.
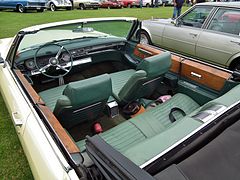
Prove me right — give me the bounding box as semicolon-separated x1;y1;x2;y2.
34;43;73;78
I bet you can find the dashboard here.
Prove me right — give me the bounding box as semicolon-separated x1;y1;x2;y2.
17;40;126;76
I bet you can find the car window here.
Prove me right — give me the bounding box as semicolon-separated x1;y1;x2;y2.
179;6;213;28
208;8;240;36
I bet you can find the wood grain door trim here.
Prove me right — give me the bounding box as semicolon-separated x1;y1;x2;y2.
15;70;80;154
133;44;162;59
15;70;45;105
181;60;232;91
38;104;80;153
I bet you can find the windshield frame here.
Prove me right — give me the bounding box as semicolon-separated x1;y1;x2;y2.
7;17;138;68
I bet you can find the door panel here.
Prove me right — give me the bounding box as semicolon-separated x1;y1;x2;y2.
162;25;199;56
0;63;31;134
180;60;231;91
197;8;240;67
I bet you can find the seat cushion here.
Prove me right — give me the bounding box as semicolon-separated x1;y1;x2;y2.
109;69;136;101
129;93;200;138
136;51;171;78
39;85;67;111
76;93;200;158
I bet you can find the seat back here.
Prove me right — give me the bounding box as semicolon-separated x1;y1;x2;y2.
119;51;171;103
54;74;112;129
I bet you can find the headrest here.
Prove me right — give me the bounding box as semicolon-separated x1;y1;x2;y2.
63;74;112;107
136;51;171;78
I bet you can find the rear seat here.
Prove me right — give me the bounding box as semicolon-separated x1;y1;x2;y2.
77;93;201;162
79;84;240;166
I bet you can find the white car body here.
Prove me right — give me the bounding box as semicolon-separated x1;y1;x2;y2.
73;0;100;9
0;17;136;179
47;0;72;11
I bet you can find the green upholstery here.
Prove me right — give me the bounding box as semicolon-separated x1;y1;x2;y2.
110;51;172;104
53;74;112;129
136;51;172;78
100;84;240;166
39;85;67;111
109;69;136;102
76;93;200;159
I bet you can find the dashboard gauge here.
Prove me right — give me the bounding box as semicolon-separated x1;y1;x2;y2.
61;53;71;62
25;59;36;70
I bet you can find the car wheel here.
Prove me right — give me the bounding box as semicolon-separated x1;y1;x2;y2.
127;3;131;8
79;4;85;10
50;3;56;11
17;4;25;13
146;3;150;7
140;31;151;45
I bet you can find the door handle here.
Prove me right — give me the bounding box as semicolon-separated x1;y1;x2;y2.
12;112;23;127
191;72;202;79
230;40;240;46
189;33;198;37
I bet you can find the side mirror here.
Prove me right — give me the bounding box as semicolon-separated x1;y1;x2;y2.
171;19;181;27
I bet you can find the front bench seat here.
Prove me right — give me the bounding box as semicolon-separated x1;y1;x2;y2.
52;74;112;129
110;51;171;104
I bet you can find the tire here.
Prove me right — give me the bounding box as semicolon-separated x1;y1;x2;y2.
50;3;56;11
230;60;240;72
79;4;85;10
146;3;150;7
127;3;131;8
17;4;25;13
140;31;151;45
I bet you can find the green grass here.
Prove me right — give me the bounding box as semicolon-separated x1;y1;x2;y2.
0;92;33;179
0;7;188;39
0;7;188;179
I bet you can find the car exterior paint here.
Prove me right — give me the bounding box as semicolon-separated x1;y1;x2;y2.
100;0;123;8
73;0;100;9
141;2;240;69
47;0;72;11
0;17;137;179
121;0;140;7
0;0;46;12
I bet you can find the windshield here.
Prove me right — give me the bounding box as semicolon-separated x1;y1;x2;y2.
18;20;134;52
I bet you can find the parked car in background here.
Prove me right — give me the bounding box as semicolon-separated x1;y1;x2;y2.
142;0;162;7
47;0;72;11
0;0;46;12
73;0;100;9
121;0;140;7
162;0;173;6
141;2;240;70
1;16;240;180
100;0;123;8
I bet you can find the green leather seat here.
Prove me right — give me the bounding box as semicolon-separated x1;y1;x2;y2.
52;74;112;129
39;85;67;111
76;93;200;157
110;51;171;104
99;84;240;166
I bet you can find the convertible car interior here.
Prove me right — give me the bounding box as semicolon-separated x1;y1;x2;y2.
10;18;240;179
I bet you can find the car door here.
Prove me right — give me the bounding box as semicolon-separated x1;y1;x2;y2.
196;7;240;68
0;61;31;135
161;6;213;57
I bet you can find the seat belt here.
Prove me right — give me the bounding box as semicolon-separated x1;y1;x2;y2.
169;107;186;123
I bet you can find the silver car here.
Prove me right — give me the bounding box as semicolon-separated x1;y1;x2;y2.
141;2;240;70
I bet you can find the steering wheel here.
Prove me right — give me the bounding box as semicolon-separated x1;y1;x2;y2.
34;43;73;78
